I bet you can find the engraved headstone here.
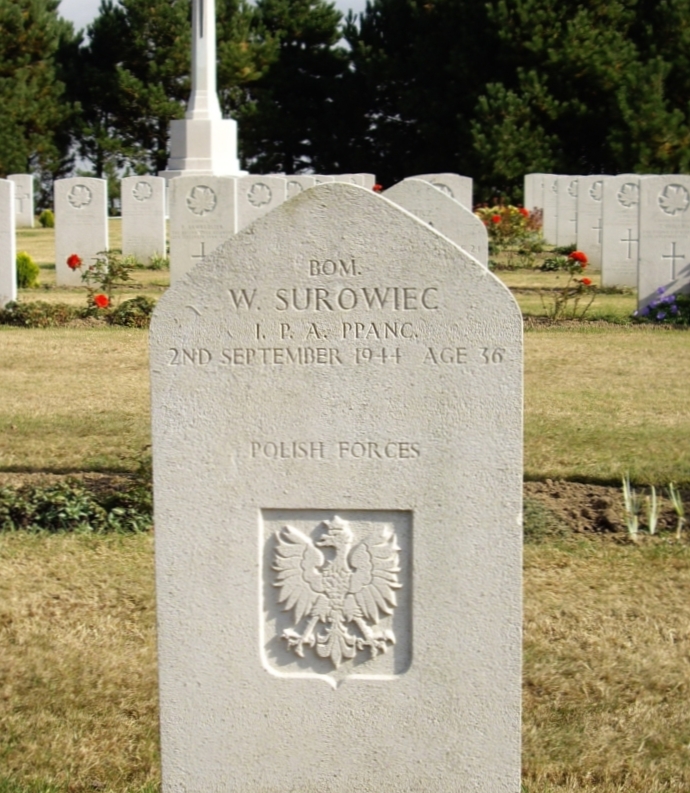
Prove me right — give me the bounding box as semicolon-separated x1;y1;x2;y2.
121;176;167;264
8;174;34;228
169;175;237;284
601;175;641;287
151;182;522;793
236;175;288;230
384;177;488;267
285;175;316;199
541;174;560;244
415;172;473;209
55;177;109;287
0;179;17;307
576;175;610;270
523;173;548;214
313;174;336;184
638;175;690;309
556;175;580;247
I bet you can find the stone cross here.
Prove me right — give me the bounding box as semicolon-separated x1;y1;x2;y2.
187;0;221;120
662;241;686;279
620;228;638;260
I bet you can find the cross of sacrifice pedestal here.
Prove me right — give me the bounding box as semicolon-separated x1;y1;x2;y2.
662;241;687;279
620;228;638;260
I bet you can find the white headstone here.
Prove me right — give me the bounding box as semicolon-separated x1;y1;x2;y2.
556;175;579;247
601;175;641;287
121;176;167;264
236;175;288;230
638;175;690;309
356;173;376;189
169;175;237;284
313;175;336;184
576;175;609;269
8;174;34;228
384;177;488;267
54;177;109;287
541;174;560;244
0;179;17;307
285;175;316;199
415;172;473;209
150;182;522;793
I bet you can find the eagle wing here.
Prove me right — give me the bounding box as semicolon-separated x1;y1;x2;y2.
347;525;401;623
273;525;328;623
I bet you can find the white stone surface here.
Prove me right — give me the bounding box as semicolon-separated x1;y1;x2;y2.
357;173;376;188
384;177;488;267
601;175;641;287
541;174;560;244
638;175;690;309
576;176;609;269
121;176;167;264
151;182;522;793
8;174;34;228
54;177;109;287
169;175;237;283
0;179;16;307
236;175;288;230
285;175;316;198
313;175;336;184
556;175;579;247
415;172;473;209
161;0;241;176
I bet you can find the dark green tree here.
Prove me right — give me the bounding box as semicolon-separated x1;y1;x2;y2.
237;0;350;173
0;0;76;180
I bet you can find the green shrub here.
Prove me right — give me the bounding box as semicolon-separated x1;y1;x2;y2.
108;295;156;328
0;480;152;534
38;209;54;228
16;251;40;288
148;252;170;270
0;300;80;328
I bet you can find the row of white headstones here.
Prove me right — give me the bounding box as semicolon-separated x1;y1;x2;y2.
525;173;690;309
0;172;486;306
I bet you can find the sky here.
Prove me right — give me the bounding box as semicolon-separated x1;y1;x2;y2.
59;0;366;32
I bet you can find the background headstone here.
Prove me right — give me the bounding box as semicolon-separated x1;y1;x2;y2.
236;175;288;230
356;173;376;188
638;175;690;309
601;175;641;287
8;174;34;228
541;174;560;244
0;179;16;307
384;177;489;267
415;172;473;209
523;173;547;214
55;177;109;287
285;175;316;199
151;182;522;793
313;175;336;184
169;175;237;284
556;175;580;247
576;175;609;270
121;176;167;265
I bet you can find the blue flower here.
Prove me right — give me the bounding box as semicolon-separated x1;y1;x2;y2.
650;300;659;308
657;311;667;320
671;305;679;314
657;286;666;295
641;306;650;316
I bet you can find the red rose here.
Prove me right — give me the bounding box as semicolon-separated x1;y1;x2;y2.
94;294;109;309
581;277;592;286
67;254;83;270
519;207;529;217
491;214;501;224
568;250;588;264
372;184;383;193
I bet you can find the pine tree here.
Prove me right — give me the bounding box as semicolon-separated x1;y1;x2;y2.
0;0;75;179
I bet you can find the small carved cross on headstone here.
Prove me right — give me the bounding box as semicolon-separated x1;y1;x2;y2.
662;241;686;279
192;242;207;264
14;191;30;213
620;228;638;260
591;217;603;245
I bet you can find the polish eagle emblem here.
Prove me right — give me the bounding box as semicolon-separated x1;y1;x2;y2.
273;517;401;668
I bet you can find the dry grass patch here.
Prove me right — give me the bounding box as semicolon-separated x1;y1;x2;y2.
0;327;150;472
523;541;690;793
525;325;690;483
0;533;158;793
